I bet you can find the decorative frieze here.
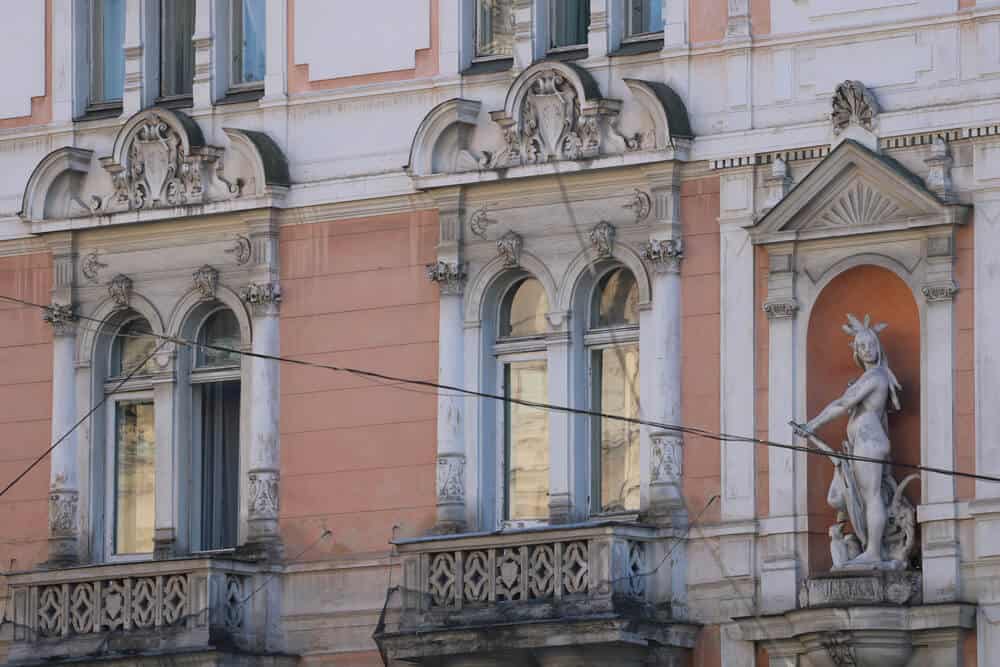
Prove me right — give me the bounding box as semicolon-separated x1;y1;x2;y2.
922;282;958;303
108;274;133;309
193;265;219;300
831;80;879;136
426;261;467;296
798;571;922;608
763;299;798;320
248;469;279;518
640;239;684;274
436;455;465;503
226;235;252;265
43;303;78;336
589;221;616;258
497;231;523;268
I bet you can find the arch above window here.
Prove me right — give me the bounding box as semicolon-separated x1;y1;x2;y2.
500;278;549;338
592;268;639;329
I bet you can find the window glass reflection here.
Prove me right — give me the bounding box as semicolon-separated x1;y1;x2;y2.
593;345;640;512
505;360;549;520
114;318;158;376
197;310;241;367
501;278;549;337
115;400;156;554
476;0;513;58
594;268;639;328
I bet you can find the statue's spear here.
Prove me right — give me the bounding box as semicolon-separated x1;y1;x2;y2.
788;421;868;548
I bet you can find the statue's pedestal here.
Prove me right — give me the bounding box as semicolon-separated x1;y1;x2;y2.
734;571;973;667
798;570;922;608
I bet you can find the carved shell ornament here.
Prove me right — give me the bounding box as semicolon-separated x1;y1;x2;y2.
831;80;879;135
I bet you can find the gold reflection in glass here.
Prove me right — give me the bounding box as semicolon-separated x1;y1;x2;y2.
115;318;158;376
594;268;639;328
505;360;549;520
476;0;513;57
594;344;640;512
115;400;156;554
501;278;549;338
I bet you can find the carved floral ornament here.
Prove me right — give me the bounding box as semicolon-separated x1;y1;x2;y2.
831;80;879;136
108;274;133;309
590;221;616;258
426;260;466;295
193;265;220;300
640;238;683;273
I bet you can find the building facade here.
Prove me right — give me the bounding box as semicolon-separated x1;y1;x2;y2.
0;0;998;665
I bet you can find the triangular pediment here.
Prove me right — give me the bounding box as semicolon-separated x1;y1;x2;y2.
749;140;968;244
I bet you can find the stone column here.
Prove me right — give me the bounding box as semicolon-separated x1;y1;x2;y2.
761;247;800;613
428;260;468;533
44;303;80;566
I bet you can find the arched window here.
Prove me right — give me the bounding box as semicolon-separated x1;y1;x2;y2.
588;268;640;513
191;308;241;550
107;316;157;556
497;278;550;521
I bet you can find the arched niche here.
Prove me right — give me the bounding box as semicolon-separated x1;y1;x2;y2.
408;98;482;176
20;147;94;223
620;79;693;151
805;264;921;573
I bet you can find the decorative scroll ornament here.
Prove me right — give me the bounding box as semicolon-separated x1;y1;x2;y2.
48;490;78;537
248;470;279;517
43;303;78;336
226;235;252;265
108;274;133;309
791;314;917;571
91;112;241;213
193;265;219;300
497;231;523;268
640;239;683;273
624;188;652;223
436;456;465;503
590;221;616;258
426;260;466;296
650;433;682;482
469;204;497;240
831;80;878;136
81;252;107;283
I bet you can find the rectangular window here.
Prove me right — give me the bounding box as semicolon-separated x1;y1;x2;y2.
549;0;590;50
476;0;513;59
91;0;126;106
114;400;156;555
504;360;549;521
160;0;195;99
625;0;662;37
592;345;640;513
231;0;266;87
199;382;240;550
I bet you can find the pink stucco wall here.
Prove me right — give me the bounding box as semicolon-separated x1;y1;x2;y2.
0;252;53;576
689;0;728;44
277;210;440;561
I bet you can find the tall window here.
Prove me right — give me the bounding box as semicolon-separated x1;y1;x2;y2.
231;0;266;88
549;0;590;50
160;0;195;99
498;278;550;521
192;309;241;550
91;0;126;107
625;0;662;38
589;268;640;513
108;317;157;556
476;0;513;59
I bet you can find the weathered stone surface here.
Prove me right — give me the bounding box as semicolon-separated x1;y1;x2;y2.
798;571;922;608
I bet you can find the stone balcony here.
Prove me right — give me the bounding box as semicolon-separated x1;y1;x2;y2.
375;521;698;667
4;556;291;666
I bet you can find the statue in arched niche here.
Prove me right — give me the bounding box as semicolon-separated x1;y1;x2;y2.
792;314;917;570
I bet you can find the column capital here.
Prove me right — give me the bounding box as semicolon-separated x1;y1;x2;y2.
763;299;799;320
922;282;958;303
640;239;684;274
426;260;467;296
43;303;79;337
241;281;282;316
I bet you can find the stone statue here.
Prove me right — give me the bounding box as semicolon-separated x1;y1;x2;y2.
792;314;917;571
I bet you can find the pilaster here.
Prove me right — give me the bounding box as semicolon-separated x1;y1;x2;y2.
662;0;687;51
586;0;609;60
191;0;215;108
512;0;539;71
263;0;288;102
123;0;156;116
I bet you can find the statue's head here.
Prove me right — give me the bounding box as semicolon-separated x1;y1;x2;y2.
842;313;887;369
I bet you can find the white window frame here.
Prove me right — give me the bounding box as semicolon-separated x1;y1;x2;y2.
622;0;664;42
229;0;266;91
473;0;515;62
88;0;126;110
104;389;156;562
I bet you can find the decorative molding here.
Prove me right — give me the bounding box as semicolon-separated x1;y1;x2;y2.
436;455;465;503
640;239;683;274
831;80;878;136
48;490;78;538
815;181;900;229
248;470;279;518
650;433;683;482
497;231;523;268
80;252;107;284
226;235;252;265
108;274;133;310
925;136;955;202
589;221;616;258
192;265;219;300
624;188;652;223
922;282;958;303
241;282;281;314
426;260;467;296
763;299;798;320
90;109;241;214
764;157;793;210
820;631;858;667
469;203;497;240
43;303;78;336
